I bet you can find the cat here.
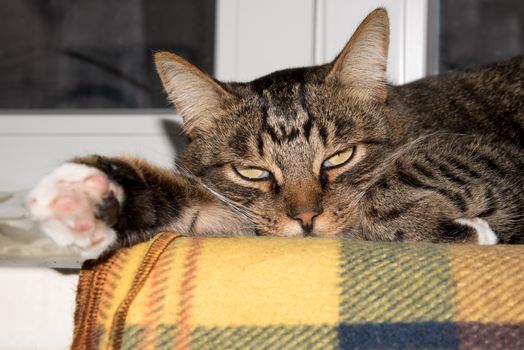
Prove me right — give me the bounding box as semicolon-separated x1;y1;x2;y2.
27;8;524;259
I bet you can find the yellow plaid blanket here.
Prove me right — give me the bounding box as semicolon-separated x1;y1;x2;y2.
72;232;524;349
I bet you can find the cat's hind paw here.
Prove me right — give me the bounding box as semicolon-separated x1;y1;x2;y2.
455;217;498;245
27;163;124;259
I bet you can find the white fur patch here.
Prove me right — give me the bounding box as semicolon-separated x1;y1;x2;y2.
27;163;121;260
28;163;104;206
77;227;117;260
455;217;498;245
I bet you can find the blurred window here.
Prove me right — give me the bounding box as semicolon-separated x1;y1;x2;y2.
439;0;524;72
0;0;215;109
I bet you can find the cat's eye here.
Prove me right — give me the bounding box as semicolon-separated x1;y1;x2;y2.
322;146;355;169
234;165;271;181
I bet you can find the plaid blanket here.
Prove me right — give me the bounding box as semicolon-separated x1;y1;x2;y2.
72;232;524;349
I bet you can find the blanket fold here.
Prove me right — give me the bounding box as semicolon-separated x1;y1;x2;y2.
72;232;524;349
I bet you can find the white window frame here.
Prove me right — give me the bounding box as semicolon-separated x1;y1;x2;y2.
217;0;434;84
313;0;432;85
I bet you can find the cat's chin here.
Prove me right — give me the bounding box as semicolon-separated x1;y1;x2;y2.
306;228;348;238
254;216;358;238
260;226;348;238
268;229;304;238
311;231;345;238
254;220;304;237
311;214;361;238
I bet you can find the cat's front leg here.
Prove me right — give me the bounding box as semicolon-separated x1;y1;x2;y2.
28;155;246;259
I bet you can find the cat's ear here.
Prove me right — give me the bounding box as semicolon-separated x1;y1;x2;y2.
326;8;390;103
154;52;234;137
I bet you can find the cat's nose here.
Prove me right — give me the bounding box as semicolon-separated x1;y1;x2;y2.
293;210;321;232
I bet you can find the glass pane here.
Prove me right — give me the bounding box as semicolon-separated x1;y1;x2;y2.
439;0;524;73
0;0;215;109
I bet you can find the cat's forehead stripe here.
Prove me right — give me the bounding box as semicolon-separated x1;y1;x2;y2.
258;84;319;146
260;95;281;144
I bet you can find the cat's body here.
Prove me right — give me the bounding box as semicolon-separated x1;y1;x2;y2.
370;55;524;243
28;9;524;259
390;56;524;144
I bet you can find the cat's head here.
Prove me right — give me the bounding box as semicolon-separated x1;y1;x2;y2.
155;9;396;237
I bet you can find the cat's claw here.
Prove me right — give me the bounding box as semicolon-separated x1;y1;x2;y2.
27;163;124;259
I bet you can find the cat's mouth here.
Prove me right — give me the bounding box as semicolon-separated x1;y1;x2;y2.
254;218;352;238
253;221;304;237
252;203;361;238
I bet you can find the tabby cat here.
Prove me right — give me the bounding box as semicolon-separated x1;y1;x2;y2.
28;9;524;259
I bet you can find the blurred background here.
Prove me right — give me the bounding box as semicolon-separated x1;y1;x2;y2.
0;0;522;193
0;1;522;349
0;0;215;109
0;0;522;110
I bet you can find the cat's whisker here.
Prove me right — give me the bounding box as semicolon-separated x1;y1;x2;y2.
172;162;258;223
353;190;367;205
204;186;257;221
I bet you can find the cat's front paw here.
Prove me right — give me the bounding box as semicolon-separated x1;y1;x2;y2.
27;163;124;259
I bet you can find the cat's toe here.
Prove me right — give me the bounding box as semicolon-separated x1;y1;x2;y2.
28;163;123;259
85;174;110;193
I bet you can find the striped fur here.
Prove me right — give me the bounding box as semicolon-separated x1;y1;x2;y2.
29;9;523;257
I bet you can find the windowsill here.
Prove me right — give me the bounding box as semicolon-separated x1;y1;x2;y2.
0;233;82;269
0;191;82;268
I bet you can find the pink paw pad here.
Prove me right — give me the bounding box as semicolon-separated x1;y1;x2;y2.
73;217;95;233
52;196;79;212
85;174;110;193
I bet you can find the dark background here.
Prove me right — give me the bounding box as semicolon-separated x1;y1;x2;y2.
439;0;524;72
0;1;522;109
0;0;215;109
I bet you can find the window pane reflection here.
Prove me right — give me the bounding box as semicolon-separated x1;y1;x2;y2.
0;0;215;109
439;0;524;72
